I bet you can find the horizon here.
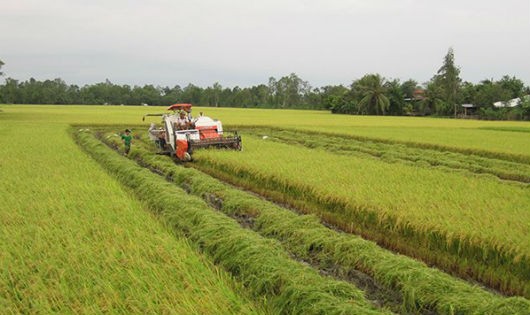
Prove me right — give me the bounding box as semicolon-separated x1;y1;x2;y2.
1;71;528;90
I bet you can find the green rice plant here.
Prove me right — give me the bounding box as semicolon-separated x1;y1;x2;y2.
3;104;530;159
4;104;529;313
74;130;391;315
0;121;262;314
478;126;530;133
184;135;530;298
239;127;530;184
101;130;530;314
228;123;530;164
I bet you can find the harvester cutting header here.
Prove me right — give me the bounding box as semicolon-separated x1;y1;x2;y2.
143;103;241;161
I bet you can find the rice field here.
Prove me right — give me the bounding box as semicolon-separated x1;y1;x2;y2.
1;104;530;314
190;134;530;295
237;127;530;183
4;105;530;157
0;120;262;314
100;130;530;314
193;136;530;251
74;129;390;315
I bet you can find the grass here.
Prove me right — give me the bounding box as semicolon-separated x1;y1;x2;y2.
0;120;263;314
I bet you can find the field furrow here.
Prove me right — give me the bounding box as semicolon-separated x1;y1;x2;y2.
74;129;390;315
98;127;530;314
238;127;530;184
182;134;530;298
3;105;530;315
0;122;262;314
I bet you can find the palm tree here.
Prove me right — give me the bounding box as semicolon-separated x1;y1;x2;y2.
420;81;448;115
355;74;390;115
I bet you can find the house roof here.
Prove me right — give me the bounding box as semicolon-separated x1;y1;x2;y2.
493;95;529;108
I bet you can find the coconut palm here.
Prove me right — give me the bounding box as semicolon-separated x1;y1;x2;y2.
355;74;390;115
420;81;448;115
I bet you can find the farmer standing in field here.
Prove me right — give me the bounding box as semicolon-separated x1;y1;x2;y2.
121;129;132;155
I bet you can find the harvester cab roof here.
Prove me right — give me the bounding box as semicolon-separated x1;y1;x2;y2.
142;103;241;162
167;103;192;111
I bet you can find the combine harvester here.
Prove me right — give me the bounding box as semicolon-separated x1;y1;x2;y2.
143;103;242;161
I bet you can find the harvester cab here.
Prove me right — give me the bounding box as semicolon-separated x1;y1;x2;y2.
142;103;241;161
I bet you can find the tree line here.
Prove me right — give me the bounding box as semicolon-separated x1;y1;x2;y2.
1;49;529;120
328;49;530;120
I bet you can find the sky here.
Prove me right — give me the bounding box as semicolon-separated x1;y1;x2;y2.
1;0;529;88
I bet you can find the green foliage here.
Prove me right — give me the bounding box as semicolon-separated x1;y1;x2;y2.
471;77;529;120
384;79;405;115
519;96;530;119
269;73;312;108
434;47;462;116
0;74;323;109
328;74;390;115
400;79;417;100
418;81;445;115
355;74;390;115
479;107;507;120
320;85;349;110
0;78;21;103
0;58;528;120
498;75;526;99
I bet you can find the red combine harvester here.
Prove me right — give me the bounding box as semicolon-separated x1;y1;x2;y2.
143;103;241;161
